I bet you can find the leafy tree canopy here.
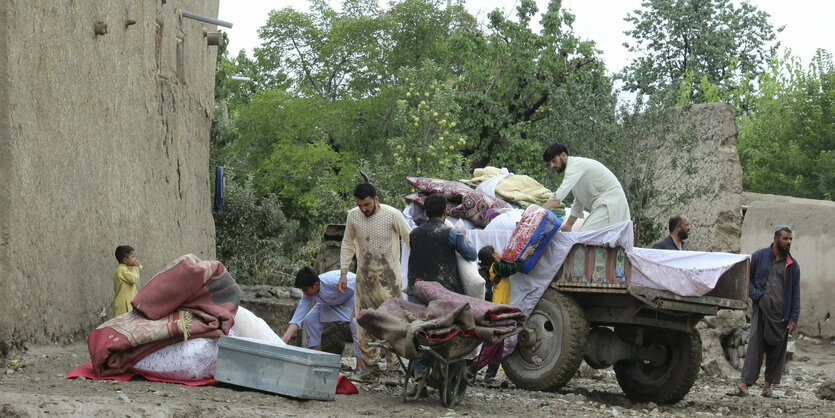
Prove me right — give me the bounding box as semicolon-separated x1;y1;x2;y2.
738;50;835;200
621;0;782;106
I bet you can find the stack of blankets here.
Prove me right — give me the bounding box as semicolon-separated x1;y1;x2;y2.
403;167;553;228
460;166;552;205
88;254;240;377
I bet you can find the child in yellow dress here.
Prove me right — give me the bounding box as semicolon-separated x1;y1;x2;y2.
113;245;142;317
469;244;535;383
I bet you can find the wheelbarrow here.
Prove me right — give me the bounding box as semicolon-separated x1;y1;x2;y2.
368;334;482;407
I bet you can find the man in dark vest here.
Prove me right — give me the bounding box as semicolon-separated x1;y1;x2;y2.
727;225;800;399
406;193;477;389
652;214;690;250
407;193;477;298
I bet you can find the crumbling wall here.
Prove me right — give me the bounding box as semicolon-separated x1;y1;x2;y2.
643;102;743;252
741;192;835;339
0;0;219;347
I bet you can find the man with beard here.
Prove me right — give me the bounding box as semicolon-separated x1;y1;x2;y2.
338;183;412;377
727;225;800;399
652;214;691;250
541;143;630;232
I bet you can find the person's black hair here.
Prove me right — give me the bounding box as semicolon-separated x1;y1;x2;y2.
668;214;684;233
542;143;569;163
353;183;377;200
774;225;792;237
424;193;447;218
294;266;320;289
115;245;134;263
478;246;496;267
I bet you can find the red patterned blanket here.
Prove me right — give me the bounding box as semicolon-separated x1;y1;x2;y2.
88;254;239;377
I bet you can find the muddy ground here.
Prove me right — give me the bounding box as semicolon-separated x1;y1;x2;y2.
0;337;832;417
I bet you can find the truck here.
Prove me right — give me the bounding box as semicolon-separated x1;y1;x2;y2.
317;225;748;404
500;243;748;404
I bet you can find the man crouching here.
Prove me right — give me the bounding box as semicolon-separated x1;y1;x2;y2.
283;267;360;366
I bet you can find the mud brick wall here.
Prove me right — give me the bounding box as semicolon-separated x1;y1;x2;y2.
0;0;219;347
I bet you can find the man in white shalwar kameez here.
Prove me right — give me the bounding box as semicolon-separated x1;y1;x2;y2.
541;143;631;231
338;182;412;374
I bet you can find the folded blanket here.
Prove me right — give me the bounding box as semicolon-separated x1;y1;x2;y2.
460;166;552;205
357;281;525;360
412;281;526;334
88;254;240;377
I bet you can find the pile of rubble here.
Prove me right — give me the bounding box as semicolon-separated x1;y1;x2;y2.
721;326;750;369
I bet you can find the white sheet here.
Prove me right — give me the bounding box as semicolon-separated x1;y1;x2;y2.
483;208;524;231
627;248;749;297
231;306;285;344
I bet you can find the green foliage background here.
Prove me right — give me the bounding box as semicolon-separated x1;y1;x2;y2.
210;0;831;283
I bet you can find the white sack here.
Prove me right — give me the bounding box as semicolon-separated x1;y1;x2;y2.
231;306;285;344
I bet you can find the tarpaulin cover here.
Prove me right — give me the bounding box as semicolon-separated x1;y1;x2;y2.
66;362;217;386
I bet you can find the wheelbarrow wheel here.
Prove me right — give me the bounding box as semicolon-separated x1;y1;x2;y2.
441;361;468;407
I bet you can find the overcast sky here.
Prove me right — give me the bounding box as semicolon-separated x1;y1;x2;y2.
217;0;834;76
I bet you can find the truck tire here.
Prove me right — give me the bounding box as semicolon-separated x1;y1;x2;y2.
613;328;701;404
502;288;588;391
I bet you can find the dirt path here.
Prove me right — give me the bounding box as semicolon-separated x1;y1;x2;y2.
1;340;832;417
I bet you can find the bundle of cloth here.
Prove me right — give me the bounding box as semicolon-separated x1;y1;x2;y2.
88;254;240;377
357;281;525;360
459;166;552;206
403;176;511;226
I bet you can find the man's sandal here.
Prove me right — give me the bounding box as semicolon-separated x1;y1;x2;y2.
761;389;781;399
725;385;749;397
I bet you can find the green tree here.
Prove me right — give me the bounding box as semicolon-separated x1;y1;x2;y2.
738;50;835;200
621;0;782;105
255;0;388;99
359;61;469;203
231;89;357;224
450;0;609;175
213;174;313;285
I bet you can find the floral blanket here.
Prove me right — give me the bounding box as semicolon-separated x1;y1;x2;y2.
88;254;240;377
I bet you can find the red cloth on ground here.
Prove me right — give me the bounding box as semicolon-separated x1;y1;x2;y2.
88;255;240;377
65;362;217;386
336;375;359;395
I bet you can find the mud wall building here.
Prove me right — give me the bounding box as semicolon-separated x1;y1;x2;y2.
644;104;834;339
643;102;743;253
0;0;219;349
